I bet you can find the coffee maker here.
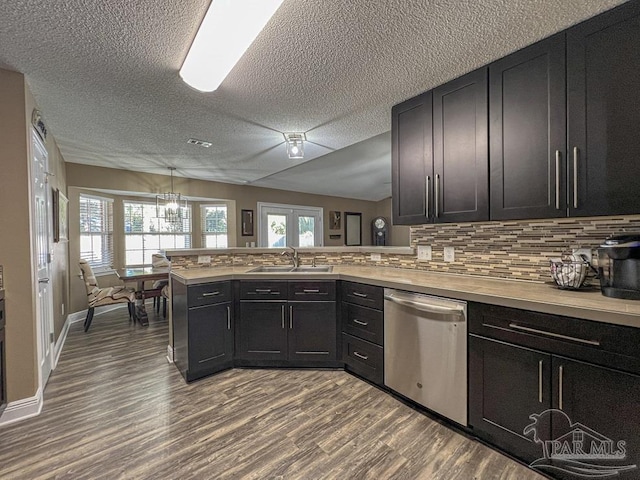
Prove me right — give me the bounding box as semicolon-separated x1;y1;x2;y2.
597;234;640;300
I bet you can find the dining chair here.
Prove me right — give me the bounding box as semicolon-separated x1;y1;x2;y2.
79;259;136;332
151;253;170;314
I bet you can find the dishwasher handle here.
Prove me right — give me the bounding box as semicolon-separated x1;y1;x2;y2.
384;293;465;321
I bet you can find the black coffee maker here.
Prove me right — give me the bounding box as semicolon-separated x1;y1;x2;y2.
597;234;640;300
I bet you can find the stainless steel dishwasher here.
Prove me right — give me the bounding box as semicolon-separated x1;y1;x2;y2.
384;288;467;426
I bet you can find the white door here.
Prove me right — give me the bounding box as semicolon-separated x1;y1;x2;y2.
31;129;54;387
257;203;323;247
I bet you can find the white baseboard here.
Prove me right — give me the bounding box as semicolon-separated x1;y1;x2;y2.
166;344;174;364
0;387;43;427
53;314;71;369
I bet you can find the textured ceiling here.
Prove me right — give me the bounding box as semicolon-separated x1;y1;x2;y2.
0;0;626;201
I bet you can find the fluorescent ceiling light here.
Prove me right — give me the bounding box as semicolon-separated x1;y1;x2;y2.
180;0;284;92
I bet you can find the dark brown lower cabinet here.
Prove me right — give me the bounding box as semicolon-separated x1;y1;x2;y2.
237;299;338;366
469;335;551;463
470;334;640;479
238;301;288;361
288;302;337;363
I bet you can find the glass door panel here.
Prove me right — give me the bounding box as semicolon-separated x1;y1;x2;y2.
298;216;315;247
267;214;288;247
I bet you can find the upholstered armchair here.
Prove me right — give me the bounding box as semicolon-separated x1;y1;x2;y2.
79;259;136;332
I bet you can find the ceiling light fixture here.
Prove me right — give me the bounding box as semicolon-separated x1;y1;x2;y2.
179;0;285;92
156;167;187;223
187;138;213;148
284;133;306;159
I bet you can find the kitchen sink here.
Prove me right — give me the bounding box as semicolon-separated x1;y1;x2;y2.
247;266;295;272
291;266;333;272
247;265;333;273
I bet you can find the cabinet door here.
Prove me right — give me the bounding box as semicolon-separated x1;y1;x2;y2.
391;91;433;225
238;301;287;361
433;68;489;223
188;302;233;379
469;335;551;463
551;357;640;479
567;2;640;216
288;302;337;363
490;34;566;220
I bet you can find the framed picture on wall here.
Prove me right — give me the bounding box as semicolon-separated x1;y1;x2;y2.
329;210;341;230
53;188;69;242
241;209;254;236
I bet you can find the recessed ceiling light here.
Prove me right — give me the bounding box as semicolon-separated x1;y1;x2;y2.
179;0;285;92
187;138;213;148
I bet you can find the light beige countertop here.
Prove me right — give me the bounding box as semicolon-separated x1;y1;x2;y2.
171;266;640;329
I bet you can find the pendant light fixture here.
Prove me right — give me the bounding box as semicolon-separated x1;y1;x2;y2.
156;167;187;223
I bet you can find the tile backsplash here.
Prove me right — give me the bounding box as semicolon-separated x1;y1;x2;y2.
410;215;640;281
169;215;640;284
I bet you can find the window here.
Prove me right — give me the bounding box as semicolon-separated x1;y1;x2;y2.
257;202;323;247
124;201;191;266
80;194;114;271
201;205;228;248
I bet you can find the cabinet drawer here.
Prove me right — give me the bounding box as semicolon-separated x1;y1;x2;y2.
288;281;336;301
188;281;232;307
469;302;640;375
342;333;384;385
342;302;383;346
239;281;288;300
341;281;383;310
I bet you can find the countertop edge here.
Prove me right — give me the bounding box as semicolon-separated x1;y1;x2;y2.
170;269;640;329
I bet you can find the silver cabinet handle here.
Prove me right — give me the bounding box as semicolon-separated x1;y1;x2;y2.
352;292;368;298
508;323;600;346
289;305;293;329
555;150;561;210
435;174;440;217
538;360;543;403
303;289;320;293
353;351;368;361
425;175;430;216
559;365;564;410
227;305;231;330
281;305;285;329
255;288;271;293
202;291;220;297
573;147;579;208
353;319;368;326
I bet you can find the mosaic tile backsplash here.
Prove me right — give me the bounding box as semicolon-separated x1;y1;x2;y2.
170;215;640;283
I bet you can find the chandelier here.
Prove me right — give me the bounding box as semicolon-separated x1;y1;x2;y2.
156;167;187;223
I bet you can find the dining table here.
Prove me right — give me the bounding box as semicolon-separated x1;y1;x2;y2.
116;267;170;326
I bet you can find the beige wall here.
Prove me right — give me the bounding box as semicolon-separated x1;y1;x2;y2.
0;69;69;402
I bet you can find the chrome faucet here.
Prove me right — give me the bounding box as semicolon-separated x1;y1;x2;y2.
281;246;299;268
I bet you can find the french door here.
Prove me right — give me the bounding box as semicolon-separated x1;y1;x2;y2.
257;203;323;248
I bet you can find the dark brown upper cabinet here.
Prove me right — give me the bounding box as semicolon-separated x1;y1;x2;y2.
391;91;432;225
433;68;489;223
489;34;567;220
567;1;640;217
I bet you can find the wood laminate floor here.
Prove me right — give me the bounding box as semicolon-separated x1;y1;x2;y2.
0;305;546;480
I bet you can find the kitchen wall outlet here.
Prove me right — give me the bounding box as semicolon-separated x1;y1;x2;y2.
370;253;382;262
61;303;65;316
197;255;211;264
417;245;432;261
444;247;455;263
572;248;592;262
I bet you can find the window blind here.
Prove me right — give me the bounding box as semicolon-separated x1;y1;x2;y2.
79;194;114;270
